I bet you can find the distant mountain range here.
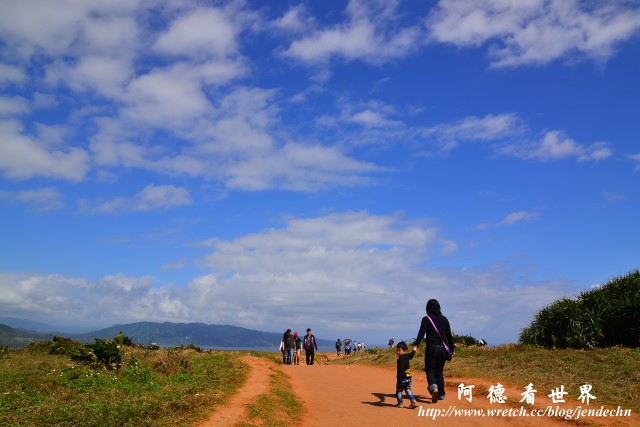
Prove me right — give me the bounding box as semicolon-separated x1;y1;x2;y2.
0;324;51;348
0;319;335;350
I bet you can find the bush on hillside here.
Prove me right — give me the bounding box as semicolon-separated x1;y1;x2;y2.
519;269;640;349
453;333;486;346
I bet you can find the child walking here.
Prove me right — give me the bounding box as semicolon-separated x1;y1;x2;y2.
395;341;417;408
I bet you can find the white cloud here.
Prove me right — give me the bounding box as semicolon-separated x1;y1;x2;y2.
501;130;613;162
153;8;238;59
283;0;423;65
161;259;188;270
0;1;89;58
603;191;625;202
0;187;65;212
132;184;193;211
0;212;577;344
0;0;141;60
0;96;29;116
121;64;214;129
422;113;525;151
350;109;401;128
34;123;71;147
427;0;640;67
186;238;218;248
79;16;139;56
89;87;383;191
47;56;133;99
86;184;193;213
221;139;385;191
0;64;26;85
0;120;89;181
272;5;315;34
497;210;539;227
629;153;640;171
32;92;58;109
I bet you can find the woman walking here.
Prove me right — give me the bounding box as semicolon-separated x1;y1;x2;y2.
413;299;455;403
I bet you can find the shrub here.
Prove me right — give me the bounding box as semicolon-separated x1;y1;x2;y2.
519;269;640;349
71;337;125;370
453;333;485;346
48;336;84;355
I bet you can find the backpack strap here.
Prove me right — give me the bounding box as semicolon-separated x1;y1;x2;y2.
427;315;452;356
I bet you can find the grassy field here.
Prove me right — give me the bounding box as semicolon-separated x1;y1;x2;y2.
0;345;302;427
327;344;640;413
0;345;251;426
2;343;638;425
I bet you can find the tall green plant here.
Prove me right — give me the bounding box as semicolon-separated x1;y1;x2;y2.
71;337;127;370
519;269;640;349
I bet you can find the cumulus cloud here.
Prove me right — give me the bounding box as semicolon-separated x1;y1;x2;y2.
0;120;89;181
153;8;238;59
500;130;613;162
0;271;161;327
421;113;526;152
0;187;65;212
272;5;315;34
0;0;141;60
161;259;188;270
89;87;383;191
427;0;640;67
0;96;29;116
283;0;424;65
0;64;26;85
83;184;193;213
349;109;402;128
0;211;577;344
1;0;628;192
418;115;613;164
496;210;540;227
47;56;134;99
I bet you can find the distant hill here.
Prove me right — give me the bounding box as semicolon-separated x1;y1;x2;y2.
0;321;336;350
76;322;335;349
0;324;52;348
76;322;282;348
0;317;59;333
0;317;98;334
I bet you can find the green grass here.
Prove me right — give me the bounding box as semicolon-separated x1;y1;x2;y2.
328;345;640;413
4;343;637;425
0;346;248;426
238;366;303;427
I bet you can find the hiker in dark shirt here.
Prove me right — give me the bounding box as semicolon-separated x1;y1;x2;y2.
414;299;455;403
279;329;294;365
303;328;318;365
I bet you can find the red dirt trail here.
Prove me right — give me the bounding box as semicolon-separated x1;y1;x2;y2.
200;354;640;427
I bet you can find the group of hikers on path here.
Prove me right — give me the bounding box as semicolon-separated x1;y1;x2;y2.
279;328;318;365
334;338;365;356
276;299;455;411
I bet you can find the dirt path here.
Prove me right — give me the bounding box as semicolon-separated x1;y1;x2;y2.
201;354;640;427
198;356;272;427
284;362;639;426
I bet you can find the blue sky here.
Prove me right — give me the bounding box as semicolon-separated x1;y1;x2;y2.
1;0;639;345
